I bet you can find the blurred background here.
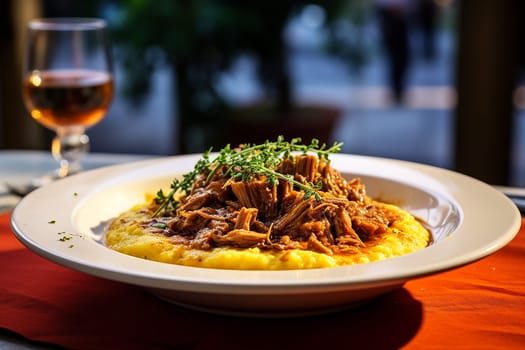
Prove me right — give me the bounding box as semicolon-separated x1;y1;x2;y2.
2;0;525;186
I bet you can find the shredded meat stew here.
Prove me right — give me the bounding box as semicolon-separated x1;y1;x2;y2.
146;155;400;255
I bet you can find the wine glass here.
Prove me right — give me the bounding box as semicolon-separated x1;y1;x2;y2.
22;18;113;183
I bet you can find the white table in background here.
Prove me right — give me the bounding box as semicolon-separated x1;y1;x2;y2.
0;150;154;213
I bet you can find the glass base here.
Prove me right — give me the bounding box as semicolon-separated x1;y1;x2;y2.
52;131;90;178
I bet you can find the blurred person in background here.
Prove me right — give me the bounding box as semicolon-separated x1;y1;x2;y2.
416;0;437;61
375;0;411;104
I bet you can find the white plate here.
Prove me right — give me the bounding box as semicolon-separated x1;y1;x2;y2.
10;154;521;317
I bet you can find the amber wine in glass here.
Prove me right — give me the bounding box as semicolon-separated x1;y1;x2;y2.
22;18;113;180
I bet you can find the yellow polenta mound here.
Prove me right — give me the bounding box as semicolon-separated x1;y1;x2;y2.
105;139;431;270
105;201;430;270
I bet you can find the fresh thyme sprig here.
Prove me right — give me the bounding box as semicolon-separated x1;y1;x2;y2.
153;136;343;217
153;150;211;216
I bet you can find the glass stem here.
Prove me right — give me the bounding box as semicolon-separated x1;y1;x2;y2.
51;127;90;178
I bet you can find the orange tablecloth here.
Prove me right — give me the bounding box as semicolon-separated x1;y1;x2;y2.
0;212;524;350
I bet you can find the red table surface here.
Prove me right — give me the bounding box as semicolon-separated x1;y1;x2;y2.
0;212;524;350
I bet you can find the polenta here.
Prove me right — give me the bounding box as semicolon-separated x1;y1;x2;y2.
104;138;431;270
105;201;429;270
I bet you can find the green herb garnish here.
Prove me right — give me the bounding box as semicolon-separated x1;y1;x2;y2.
57;231;84;244
151;222;168;229
153;136;343;217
